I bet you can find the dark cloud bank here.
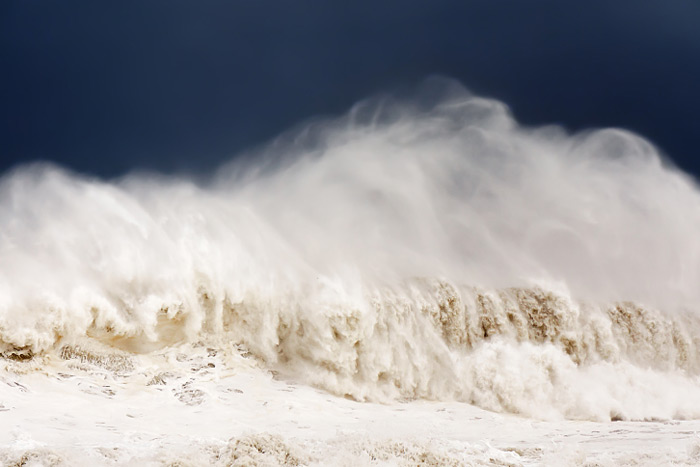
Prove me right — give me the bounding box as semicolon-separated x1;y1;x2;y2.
1;0;699;178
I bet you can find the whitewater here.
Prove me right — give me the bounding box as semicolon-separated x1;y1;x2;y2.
2;79;700;465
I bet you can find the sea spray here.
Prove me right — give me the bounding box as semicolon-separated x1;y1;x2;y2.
2;78;700;420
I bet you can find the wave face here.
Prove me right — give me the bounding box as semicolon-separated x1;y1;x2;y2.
2;78;700;420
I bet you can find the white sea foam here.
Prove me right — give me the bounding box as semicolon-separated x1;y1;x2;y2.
2;78;700;424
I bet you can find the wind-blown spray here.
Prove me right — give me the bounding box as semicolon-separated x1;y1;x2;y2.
2;79;700;420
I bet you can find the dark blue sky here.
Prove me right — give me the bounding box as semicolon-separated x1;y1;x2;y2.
2;1;699;178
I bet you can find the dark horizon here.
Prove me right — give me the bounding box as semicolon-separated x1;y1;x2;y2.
2;1;699;179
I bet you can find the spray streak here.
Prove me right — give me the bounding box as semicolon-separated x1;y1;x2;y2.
1;78;700;420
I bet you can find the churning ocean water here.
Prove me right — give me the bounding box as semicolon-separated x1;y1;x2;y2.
2;80;700;466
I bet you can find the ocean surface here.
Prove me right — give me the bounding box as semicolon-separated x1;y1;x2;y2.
2;80;700;465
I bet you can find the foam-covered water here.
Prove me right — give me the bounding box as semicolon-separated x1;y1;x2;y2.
3;78;700;464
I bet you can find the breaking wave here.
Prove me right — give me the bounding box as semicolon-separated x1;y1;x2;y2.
2;78;700;421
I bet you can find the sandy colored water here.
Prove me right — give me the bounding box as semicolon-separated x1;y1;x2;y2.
2;343;698;466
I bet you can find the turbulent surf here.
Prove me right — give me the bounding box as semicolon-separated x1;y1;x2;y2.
2;79;700;465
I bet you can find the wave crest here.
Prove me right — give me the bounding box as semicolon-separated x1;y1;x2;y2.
2;79;700;420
